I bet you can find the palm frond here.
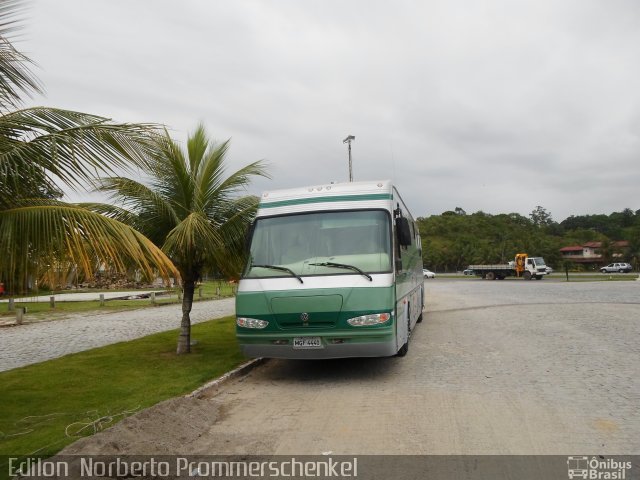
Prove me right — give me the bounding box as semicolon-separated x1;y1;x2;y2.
150;132;194;214
0;200;179;291
163;212;224;269
186;123;209;174
0;107;160;191
96;177;180;226
203;160;269;214
0;0;42;110
78;202;145;229
197;139;230;207
210;195;261;277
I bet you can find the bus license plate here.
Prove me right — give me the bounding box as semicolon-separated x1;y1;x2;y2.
293;337;323;349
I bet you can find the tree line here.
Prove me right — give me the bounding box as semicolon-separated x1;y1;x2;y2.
417;206;640;272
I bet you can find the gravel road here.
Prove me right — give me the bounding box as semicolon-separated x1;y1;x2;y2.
60;279;639;456
0;298;235;372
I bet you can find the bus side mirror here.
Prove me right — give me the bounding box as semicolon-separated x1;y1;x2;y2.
244;223;254;251
397;217;412;247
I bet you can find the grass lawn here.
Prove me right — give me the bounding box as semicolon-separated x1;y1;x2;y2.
0;316;245;463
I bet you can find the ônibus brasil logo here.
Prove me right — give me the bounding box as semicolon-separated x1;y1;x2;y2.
567;456;632;479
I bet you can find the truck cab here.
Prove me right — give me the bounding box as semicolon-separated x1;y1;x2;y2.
524;256;547;280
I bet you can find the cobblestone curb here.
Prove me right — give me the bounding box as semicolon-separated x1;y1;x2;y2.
187;358;268;398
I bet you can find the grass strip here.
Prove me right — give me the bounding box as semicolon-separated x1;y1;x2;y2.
0;316;245;461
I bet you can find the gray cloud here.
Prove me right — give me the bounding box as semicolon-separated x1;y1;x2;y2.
21;0;640;220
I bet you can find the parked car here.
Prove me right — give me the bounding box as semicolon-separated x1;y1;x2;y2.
600;263;632;273
423;269;436;278
462;268;474;275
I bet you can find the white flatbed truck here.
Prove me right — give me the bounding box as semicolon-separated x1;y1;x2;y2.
469;253;548;280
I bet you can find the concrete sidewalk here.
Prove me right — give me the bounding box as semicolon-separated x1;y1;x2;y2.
0;297;236;372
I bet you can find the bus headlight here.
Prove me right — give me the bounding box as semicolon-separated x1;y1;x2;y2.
236;317;269;329
347;312;391;326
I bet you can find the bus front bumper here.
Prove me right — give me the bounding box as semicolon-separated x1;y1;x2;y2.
237;330;397;359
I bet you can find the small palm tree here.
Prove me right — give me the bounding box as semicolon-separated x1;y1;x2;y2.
93;125;268;353
0;0;178;291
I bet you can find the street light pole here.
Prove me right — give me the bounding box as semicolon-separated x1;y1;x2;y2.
343;135;355;182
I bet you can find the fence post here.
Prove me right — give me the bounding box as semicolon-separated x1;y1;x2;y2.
216;286;220;297
178;289;182;301
99;294;105;306
8;298;14;312
150;292;156;305
50;296;55;309
198;286;203;299
16;307;24;325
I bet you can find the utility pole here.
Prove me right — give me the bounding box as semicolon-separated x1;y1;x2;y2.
343;135;355;182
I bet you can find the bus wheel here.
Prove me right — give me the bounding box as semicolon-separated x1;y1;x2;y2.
417;311;424;323
486;271;495;280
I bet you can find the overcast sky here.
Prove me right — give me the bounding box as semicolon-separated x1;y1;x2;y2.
19;0;640;221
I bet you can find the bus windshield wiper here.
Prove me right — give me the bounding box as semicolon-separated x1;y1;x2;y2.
309;262;373;281
251;264;304;284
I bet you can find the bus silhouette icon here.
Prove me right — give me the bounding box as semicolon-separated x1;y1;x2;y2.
567;456;589;479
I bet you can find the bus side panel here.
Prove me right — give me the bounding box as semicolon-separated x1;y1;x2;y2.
392;187;424;351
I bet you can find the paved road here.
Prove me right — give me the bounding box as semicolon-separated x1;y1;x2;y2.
0;298;235;372
61;279;639;456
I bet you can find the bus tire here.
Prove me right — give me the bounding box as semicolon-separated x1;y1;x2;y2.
535;275;543;280
417;311;423;323
486;271;495;280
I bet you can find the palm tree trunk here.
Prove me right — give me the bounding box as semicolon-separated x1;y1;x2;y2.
177;276;195;354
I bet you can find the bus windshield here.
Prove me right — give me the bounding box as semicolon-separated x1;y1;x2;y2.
245;210;391;278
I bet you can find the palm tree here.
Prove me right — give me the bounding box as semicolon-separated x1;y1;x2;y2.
0;0;179;292
93;125;268;353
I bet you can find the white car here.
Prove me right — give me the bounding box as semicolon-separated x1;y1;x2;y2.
423;269;436;278
600;263;632;273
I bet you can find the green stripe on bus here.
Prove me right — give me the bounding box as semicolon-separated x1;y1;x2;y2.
260;193;392;209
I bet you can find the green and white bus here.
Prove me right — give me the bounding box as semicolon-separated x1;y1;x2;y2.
236;180;424;359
